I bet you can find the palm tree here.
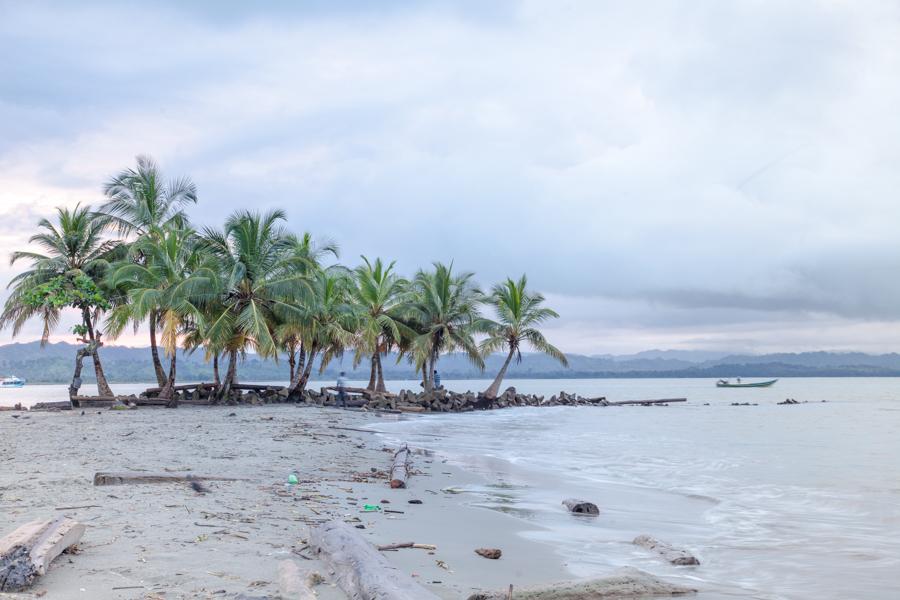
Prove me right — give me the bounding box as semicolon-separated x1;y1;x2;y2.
351;257;413;392
0;204;120;397
201;209;310;401
408;262;485;391
277;233;340;388
107;228;217;406
287;267;357;398
480;275;568;398
99;155;198;386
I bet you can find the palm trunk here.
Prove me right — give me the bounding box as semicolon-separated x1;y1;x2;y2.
83;309;114;397
484;347;516;399
297;346;317;394
212;353;221;386
375;352;386;392
287;345;307;400
367;351;378;391
159;351;178;408
217;349;238;403
148;310;167;386
288;347;297;384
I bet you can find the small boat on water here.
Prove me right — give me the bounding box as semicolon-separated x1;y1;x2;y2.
716;378;777;388
0;376;26;388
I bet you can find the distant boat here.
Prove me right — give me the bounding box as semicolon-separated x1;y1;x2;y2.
716;378;777;388
0;376;26;388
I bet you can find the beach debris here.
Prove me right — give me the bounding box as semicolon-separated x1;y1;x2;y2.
377;542;437;551
92;472;246;486
309;520;441;600
287;473;299;485
562;499;599;516
466;566;697;599
190;481;211;495
778;398;805;405
0;518;85;592
408;499;423;505
475;548;502;560
633;535;700;565
277;560;320;600
389;444;412;489
362;504;382;512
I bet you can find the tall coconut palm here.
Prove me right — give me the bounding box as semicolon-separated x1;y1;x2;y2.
107;228;218;406
408;262;485;391
201;209;310;400
0;204;120;397
287;267;357;398
99;155;198;386
480;275;568;398
278;233;340;389
351;257;413;392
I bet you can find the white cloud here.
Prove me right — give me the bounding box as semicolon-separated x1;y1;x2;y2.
2;0;900;352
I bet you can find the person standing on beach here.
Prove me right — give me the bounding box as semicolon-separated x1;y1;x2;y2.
434;370;442;390
336;371;348;407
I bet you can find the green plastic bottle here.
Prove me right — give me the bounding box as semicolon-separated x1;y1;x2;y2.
287;473;299;485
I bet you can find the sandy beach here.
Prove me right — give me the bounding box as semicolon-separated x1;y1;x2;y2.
1;405;570;599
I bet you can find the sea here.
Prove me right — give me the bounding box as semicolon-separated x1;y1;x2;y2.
4;377;899;598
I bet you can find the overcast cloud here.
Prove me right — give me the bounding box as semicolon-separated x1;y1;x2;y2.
1;0;899;354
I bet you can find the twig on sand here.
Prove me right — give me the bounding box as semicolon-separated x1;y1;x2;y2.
54;505;100;511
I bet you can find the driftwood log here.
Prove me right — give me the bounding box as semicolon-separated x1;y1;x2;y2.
633;535;700;565
466;566;697;599
277;560;318;599
389;444;412;489
562;499;599;516
92;472;246;486
310;520;440;600
0;518;85;592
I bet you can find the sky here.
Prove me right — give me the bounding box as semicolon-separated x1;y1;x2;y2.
1;0;900;355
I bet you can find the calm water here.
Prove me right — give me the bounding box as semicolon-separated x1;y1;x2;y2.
5;377;899;597
371;378;900;599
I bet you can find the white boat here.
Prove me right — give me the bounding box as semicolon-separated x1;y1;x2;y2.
0;376;26;388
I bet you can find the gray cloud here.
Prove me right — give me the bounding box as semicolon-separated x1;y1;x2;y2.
2;0;900;352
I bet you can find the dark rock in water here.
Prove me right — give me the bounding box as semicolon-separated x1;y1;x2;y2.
475;548;502;560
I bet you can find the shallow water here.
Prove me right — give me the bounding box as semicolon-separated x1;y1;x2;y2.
371;377;900;599
5;376;899;597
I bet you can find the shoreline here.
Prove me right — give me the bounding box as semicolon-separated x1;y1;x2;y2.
1;404;575;599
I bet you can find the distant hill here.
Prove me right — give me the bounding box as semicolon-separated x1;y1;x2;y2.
2;341;900;384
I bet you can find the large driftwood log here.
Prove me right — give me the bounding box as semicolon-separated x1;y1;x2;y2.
562;499;599;516
277;560;318;599
633;535;700;565
310;520;440;600
92;472;245;486
466;567;696;599
389;444;412;489
0;518;85;592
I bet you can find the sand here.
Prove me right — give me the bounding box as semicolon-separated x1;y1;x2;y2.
0;405;569;599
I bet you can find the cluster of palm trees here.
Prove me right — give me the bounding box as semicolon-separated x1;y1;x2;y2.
1;156;568;405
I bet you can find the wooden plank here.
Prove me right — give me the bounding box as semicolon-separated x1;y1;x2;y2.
310;520;440;600
0;518;85;592
92;472;246;486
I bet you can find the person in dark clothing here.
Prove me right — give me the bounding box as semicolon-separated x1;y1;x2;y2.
336;371;348;407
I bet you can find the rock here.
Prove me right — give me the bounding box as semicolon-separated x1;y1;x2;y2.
562;499;599;516
475;548;502;559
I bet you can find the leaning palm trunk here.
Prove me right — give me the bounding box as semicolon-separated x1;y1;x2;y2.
375;352;386;392
159;351;178;408
217;349;238;403
212;353;221;386
148;310;167;386
91;348;115;398
483;347;516;399
295;347;317;395
287;345;308;400
367;351;378;390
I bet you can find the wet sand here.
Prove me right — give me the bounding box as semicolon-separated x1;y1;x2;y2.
0;405;567;599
